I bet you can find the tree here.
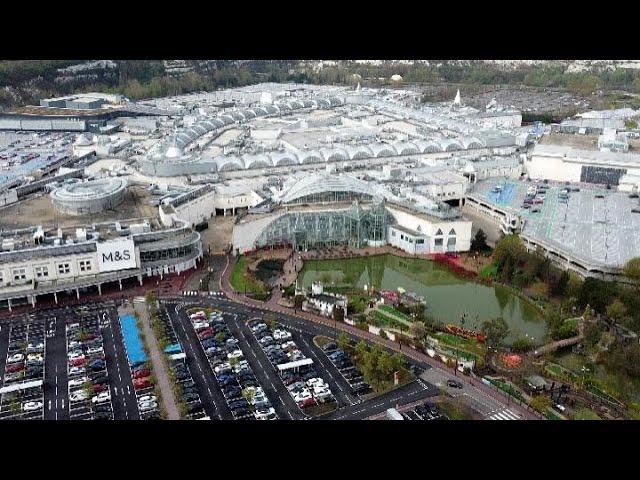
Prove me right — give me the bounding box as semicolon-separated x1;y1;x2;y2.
481;317;510;347
409;321;427;341
354;340;369;361
606;342;640;378
606;299;627;321
493;235;525;270
332;305;345;323
577;277;618;314
470;229;489;252
584;322;604;348
549;270;570;297
529;395;552;414
623;257;640;291
337;332;350;352
293;295;305;310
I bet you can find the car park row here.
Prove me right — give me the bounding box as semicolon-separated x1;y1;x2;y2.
156;309;208;419
401;401;447;421
188;309;278;420
65;313;114;420
317;341;372;396
247;319;336;413
0;318;46;420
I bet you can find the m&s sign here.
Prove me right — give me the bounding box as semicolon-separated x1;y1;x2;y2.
96;239;137;272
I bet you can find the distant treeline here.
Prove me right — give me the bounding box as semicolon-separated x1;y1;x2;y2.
2;60;640;110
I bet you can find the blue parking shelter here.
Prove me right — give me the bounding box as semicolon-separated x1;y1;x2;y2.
119;314;148;366
164;343;182;355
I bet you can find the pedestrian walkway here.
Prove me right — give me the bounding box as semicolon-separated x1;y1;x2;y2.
488;408;521;420
132;299;181;420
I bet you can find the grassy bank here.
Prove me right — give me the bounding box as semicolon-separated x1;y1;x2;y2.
230;255;267;294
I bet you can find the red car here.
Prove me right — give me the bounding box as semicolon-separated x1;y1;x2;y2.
92;383;108;393
68;357;86;367
6;362;25;373
132;369;151;379
197;328;213;339
298;397;317;409
133;378;153;390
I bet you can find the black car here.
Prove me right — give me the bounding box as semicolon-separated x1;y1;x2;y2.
94;404;113;413
322;342;338;352
232;408;250;417
182;386;199;396
446;379;463;389
352;383;371;394
180;380;196;389
229;400;249;410
94;412;113;420
91;376;109;385
183;393;200;403
423;402;440;416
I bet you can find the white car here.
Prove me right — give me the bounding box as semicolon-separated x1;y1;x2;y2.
281;341;297;350
273;329;292;340
86;346;104;355
67;350;85;360
68;340;83;349
7;353;24;363
137;394;157;404
139;401;158;412
306;378;326;389
67;323;80;330
313;386;332;397
254;407;277;420
68;376;88;388
27;342;45;351
232;361;249;372
250;323;267;333
22;401;43;412
193;321;209;330
227;349;244;360
214;363;231;374
259;336;274;345
91;392;111;404
253;393;268;405
68;366;86;376
293;389;313;403
69;390;89;402
27;353;44;362
189;311;206;320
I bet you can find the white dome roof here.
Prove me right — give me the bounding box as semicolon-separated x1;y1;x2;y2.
165;144;183;159
391;74;403;82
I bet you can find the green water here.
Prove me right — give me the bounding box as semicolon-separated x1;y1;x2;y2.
299;254;548;344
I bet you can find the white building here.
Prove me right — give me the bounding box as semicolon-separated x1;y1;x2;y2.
526;143;640;184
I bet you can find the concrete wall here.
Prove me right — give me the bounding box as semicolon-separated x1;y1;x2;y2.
0;189;18;207
525;154;582;182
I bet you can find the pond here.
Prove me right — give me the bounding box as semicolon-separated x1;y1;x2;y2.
298;254;548;344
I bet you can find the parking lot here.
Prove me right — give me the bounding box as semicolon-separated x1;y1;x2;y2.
0;131;74;191
0;303;150;421
169;305;286;420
